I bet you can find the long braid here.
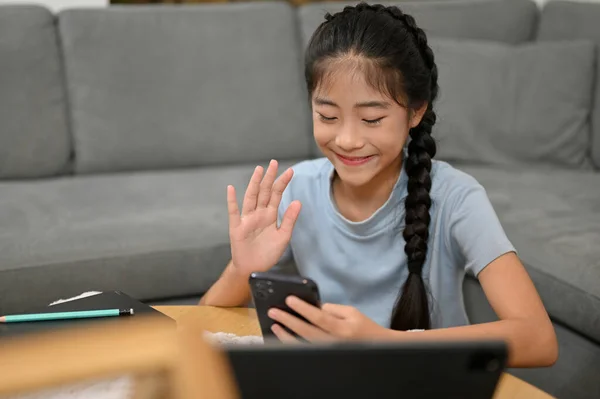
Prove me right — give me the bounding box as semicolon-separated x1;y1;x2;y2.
387;6;438;331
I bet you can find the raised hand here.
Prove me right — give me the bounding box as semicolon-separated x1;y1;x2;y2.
227;160;301;277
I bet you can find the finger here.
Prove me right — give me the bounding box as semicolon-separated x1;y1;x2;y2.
321;303;352;319
285;296;341;335
257;160;278;208
226;185;241;229
279;200;302;236
241;166;263;216
268;308;331;341
271;324;299;343
267;168;294;211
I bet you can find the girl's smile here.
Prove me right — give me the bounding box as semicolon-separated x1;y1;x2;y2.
334;153;376;166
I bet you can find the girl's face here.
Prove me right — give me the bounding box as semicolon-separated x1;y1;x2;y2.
312;68;424;188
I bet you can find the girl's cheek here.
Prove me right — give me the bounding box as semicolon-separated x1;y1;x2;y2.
313;126;333;146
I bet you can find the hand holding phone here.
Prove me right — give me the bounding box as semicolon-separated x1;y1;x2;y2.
249;272;321;341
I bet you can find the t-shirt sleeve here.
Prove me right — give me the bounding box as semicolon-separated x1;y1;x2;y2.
447;182;516;277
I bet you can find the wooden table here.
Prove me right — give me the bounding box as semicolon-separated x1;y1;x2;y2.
153;305;554;399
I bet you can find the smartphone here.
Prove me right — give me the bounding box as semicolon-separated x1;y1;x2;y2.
249;271;321;341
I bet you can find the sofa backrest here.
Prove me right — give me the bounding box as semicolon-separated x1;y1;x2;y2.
537;1;600;169
4;1;598;174
297;0;539;157
431;37;595;169
297;0;539;48
0;6;71;179
58;3;312;174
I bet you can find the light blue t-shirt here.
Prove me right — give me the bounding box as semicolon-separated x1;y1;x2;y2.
276;157;515;329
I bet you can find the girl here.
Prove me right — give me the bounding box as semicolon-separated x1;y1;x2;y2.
200;2;558;367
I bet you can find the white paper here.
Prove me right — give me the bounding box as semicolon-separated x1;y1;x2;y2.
49;291;103;306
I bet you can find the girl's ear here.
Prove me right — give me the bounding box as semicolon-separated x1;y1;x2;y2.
409;101;429;128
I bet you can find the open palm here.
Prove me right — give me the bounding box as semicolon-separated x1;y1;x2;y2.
227;160;301;276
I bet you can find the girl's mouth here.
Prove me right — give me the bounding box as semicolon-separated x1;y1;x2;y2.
335;153;374;166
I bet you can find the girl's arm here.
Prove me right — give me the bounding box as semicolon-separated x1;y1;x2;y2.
388;252;558;368
426;182;558;367
199;260;251;307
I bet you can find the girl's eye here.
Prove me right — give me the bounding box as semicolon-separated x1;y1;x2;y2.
363;117;385;125
318;114;337;122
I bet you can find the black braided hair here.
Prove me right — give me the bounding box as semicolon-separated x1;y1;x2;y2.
305;2;439;330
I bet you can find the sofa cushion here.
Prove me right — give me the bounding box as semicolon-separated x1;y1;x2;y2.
58;4;312;174
0;160;298;315
537;0;600;169
0;6;71;179
458;164;600;343
431;39;595;169
298;0;539;48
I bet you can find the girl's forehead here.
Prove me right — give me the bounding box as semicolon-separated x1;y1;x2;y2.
316;56;373;86
312;56;405;104
314;69;385;99
312;78;399;109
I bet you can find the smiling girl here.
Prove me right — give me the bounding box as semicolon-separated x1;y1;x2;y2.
200;2;558;367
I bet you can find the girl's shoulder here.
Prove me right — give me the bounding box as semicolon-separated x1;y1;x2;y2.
280;158;332;203
288;157;332;184
430;160;486;201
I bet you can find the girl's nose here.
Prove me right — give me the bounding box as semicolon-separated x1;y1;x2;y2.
334;123;365;152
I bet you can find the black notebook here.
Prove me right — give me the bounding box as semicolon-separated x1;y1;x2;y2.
0;291;172;339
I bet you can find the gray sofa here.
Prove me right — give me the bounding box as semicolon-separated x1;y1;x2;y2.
0;0;598;397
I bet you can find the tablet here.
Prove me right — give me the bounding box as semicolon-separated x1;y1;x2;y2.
225;340;507;399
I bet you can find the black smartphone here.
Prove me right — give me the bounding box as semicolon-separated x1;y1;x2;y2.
249;271;321;341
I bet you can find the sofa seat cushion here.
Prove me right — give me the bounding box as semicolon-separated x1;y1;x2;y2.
459;165;600;343
0;161;298;315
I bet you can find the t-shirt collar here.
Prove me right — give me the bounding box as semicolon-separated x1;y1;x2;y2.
325;151;409;236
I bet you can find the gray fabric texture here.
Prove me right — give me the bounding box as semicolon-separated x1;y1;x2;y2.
458;165;600;343
463;277;600;399
297;0;538;49
58;4;311;174
431;39;595;169
0;160;298;315
537;1;600;169
0;6;71;179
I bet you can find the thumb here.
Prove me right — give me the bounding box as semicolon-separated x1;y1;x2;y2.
321;303;353;319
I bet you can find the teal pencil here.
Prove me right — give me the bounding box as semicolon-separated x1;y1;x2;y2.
0;308;134;323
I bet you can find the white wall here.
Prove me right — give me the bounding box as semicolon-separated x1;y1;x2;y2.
0;0;106;12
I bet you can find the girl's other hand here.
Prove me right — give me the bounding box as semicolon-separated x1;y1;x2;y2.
227;160;301;277
268;296;393;342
